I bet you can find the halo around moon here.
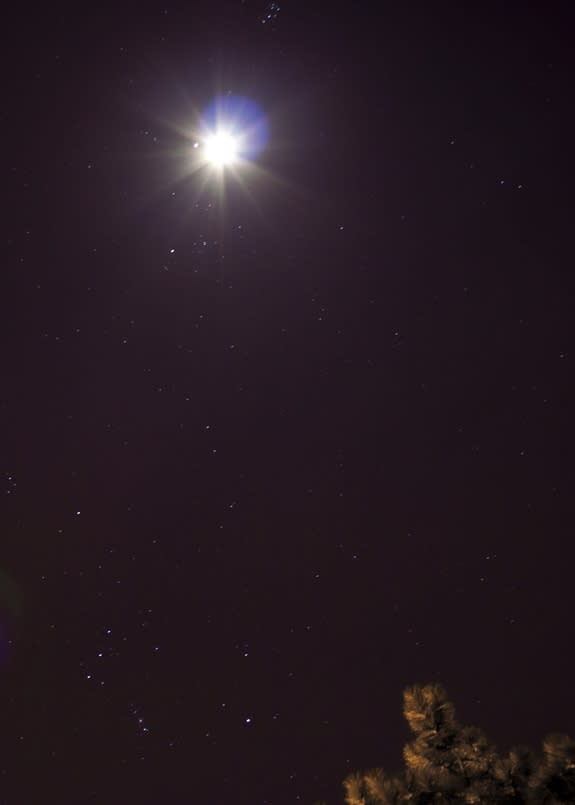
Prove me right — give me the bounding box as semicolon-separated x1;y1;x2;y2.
198;95;269;170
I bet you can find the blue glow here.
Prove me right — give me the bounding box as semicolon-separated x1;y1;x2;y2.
201;95;269;160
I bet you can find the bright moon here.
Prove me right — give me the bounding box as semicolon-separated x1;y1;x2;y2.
190;95;269;183
204;130;240;167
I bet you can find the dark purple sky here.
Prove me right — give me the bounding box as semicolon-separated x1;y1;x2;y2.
2;2;575;803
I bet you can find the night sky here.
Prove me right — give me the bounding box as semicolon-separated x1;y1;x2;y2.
2;2;575;803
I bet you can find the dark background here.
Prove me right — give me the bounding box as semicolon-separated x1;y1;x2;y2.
2;2;574;803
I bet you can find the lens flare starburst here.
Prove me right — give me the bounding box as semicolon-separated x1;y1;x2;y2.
179;94;273;203
144;93;288;216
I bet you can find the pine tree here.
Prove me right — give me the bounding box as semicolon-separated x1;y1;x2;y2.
332;683;574;804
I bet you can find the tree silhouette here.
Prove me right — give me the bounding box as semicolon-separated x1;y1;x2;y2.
331;683;575;804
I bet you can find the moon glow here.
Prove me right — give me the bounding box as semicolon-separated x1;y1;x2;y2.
198;95;270;170
204;130;241;167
